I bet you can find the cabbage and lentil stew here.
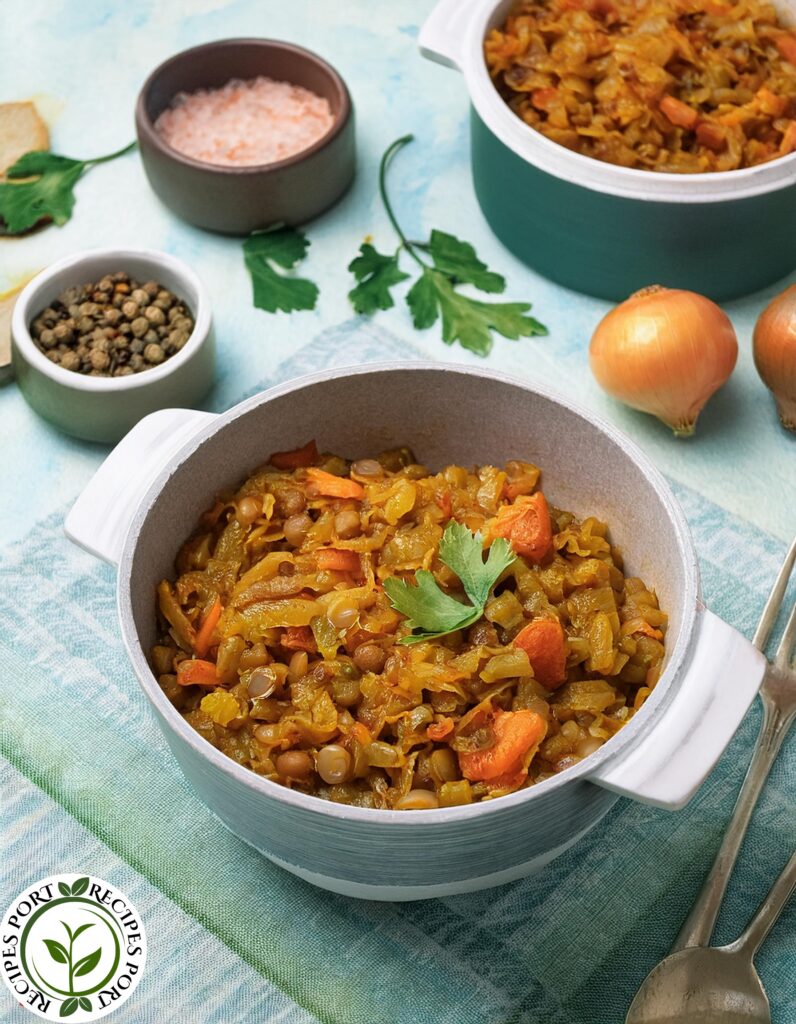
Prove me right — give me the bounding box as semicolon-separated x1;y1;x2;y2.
485;0;796;172
152;442;667;810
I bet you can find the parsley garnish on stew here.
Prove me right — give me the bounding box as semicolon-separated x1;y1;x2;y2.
0;143;136;235
384;522;515;644
347;135;548;356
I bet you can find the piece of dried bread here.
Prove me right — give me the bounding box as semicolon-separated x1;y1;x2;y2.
0;101;49;175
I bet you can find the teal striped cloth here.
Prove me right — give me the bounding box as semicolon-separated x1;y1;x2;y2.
2;323;795;1024
2;0;795;1018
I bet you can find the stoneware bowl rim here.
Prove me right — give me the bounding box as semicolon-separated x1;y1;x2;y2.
11;247;212;394
459;0;796;203
135;36;352;177
117;361;700;826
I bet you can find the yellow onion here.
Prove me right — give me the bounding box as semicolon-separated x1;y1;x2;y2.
753;284;796;431
589;285;738;437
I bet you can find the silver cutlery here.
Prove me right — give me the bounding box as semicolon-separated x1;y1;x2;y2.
627;848;796;1023
627;536;796;1023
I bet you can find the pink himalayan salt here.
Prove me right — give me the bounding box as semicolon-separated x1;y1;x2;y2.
154;76;334;167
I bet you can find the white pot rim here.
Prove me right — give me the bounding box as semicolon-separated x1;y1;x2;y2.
460;0;796;204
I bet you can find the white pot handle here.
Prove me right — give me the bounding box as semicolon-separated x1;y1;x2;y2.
418;0;475;70
64;407;217;568
588;607;766;810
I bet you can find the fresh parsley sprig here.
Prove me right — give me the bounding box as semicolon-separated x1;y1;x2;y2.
243;227;320;313
383;522;515;645
0;142;136;235
347;135;548;356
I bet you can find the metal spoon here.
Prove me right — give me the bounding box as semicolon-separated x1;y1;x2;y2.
626;536;796;1024
626;848;796;1024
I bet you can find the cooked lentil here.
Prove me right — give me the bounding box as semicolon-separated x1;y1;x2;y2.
153;443;667;810
485;0;796;172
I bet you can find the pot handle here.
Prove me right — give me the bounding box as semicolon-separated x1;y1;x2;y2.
64;407;217;568
588;607;766;810
418;0;473;70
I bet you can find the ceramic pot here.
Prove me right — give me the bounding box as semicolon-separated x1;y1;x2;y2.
135;38;356;234
11;248;214;444
419;0;796;301
65;364;765;899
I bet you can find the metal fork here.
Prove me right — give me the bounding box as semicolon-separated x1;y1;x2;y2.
673;534;796;951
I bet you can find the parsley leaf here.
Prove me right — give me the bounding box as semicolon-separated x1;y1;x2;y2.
439;522;515;609
383;570;481;644
345;135;549;354
243;227;319;314
407;268;547;356
0;143;135;235
384;522;516;645
348;243;409;314
426;229;505;294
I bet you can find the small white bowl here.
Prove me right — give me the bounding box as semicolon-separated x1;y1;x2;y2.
11;248;215;443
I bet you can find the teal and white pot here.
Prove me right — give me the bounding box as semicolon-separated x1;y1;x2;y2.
65;365;765;900
420;0;796;301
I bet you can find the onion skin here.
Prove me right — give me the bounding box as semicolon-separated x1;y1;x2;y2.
753;284;796;432
589;286;738;437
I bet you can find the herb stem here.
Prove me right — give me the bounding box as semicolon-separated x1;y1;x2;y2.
67;934;75;996
378;135;427;270
84;141;137;167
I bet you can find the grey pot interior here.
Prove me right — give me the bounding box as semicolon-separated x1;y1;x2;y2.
118;364;698;891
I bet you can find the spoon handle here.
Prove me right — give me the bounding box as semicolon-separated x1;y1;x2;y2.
672;692;795;951
731;848;796;959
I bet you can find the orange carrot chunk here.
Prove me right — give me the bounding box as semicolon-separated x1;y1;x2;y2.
780;121;796;154
459;709;546;782
427;717;454;741
305;468;365;500
695;121;726;153
660;95;699;129
281;626;317;652
512;618;567;689
193;596;223;658
775;32;796;67
531;87;558;111
176;659;220;688
488;492;553;562
269;439;319;469
316;548;361;573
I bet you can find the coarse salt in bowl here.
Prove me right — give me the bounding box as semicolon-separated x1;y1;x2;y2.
136;38;356;235
155;76;336;168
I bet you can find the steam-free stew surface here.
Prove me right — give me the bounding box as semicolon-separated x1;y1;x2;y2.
485;0;796;172
152;442;666;810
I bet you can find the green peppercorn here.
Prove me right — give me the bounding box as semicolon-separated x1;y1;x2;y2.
144;305;166;326
144;343;165;364
131;317;149;338
60;351;81;371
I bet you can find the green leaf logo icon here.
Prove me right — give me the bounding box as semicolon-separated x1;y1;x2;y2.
43;939;68;964
73;948;101;978
60;996;78;1017
0;872;147;1019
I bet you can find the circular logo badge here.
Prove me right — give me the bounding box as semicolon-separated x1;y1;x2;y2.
1;875;146;1020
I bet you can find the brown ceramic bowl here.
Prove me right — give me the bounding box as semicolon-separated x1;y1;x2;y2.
135;38;355;235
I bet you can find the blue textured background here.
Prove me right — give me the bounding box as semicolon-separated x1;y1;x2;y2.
1;2;794;1022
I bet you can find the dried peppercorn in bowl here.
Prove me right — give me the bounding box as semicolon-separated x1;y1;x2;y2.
484;0;796;172
152;440;667;811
